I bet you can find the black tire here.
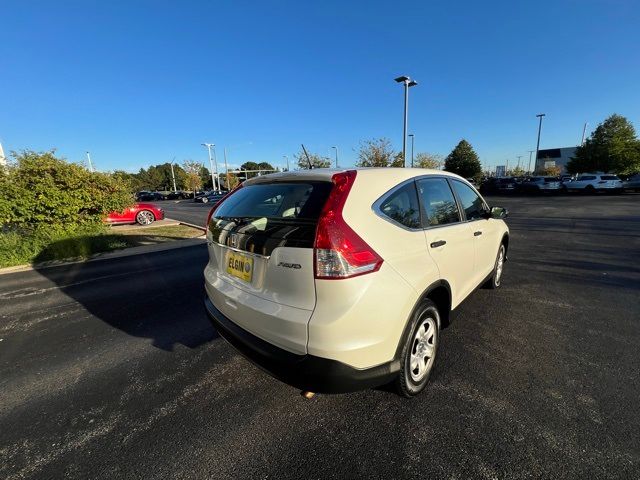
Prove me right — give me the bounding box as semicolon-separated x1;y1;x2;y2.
585;185;596;194
484;243;506;289
395;300;440;398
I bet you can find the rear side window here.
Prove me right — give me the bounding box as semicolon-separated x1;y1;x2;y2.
601;175;619;180
578;175;596;180
417;178;461;227
214;182;331;221
544;177;557;182
451;180;487;221
378;182;421;229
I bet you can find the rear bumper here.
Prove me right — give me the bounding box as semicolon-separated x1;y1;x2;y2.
204;296;399;393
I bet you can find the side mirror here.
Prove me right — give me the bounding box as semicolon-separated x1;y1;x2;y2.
490;206;508;219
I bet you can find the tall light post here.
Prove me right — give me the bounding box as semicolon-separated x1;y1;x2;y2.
331;146;339;168
170;162;177;192
223;148;230;190
581;122;588;145
408;134;415;167
86;151;94;172
395;75;418;167
527;150;535;174
201;143;217;191
283;155;290;171
516;155;522;170
534;113;546;173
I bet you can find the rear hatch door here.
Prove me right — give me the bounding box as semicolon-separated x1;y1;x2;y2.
204;180;332;354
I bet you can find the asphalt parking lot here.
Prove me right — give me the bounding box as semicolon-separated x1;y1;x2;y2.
1;194;639;479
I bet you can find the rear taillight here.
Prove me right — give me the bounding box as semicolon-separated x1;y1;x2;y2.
205;183;243;229
314;171;383;279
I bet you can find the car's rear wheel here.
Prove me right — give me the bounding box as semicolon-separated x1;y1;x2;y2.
395;300;440;398
585;184;595;194
485;244;506;289
136;210;155;225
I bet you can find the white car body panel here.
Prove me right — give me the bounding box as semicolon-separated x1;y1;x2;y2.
204;168;509;371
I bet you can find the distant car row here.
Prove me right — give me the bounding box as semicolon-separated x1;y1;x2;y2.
479;174;633;194
135;190;229;202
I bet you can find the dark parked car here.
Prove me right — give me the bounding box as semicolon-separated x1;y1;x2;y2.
135;191;165;201
480;177;518;194
195;191;226;204
622;174;640;192
165;190;192;200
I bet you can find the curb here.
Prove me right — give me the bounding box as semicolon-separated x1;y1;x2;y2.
177;220;207;232
0;236;207;276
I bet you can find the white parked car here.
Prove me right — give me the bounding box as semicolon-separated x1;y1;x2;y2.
203;168;510;397
564;173;623;193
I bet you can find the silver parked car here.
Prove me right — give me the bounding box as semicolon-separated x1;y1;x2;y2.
564;174;623;193
520;176;562;193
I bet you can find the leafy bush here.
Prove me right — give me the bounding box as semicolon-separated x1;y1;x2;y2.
0;150;132;228
0;150;134;267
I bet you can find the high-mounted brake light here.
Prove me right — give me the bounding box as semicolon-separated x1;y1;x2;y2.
314;170;383;279
205;182;244;229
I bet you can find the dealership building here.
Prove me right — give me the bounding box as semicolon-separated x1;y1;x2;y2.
536;147;577;173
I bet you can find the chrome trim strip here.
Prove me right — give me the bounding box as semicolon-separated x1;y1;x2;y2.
208;240;272;259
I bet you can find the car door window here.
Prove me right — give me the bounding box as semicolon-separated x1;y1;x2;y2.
416;178;461;227
378;182;421;229
451;180;488;221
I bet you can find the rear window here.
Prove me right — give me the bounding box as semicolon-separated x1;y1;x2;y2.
214;182;331;221
600;175;619;180
544;177;557;182
578;175;596;180
209;182;333;254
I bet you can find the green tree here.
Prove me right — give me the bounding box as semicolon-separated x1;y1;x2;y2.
567;114;640;175
182;160;203;196
413;152;443;169
240;161;275;178
294;149;331;169
356;138;397;167
257;162;275;171
444;140;482;178
508;166;526;177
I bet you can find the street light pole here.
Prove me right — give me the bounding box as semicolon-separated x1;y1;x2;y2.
395;76;418;167
86;151;94;172
223;148;230;190
202;143;217;191
283;155;289;171
408;134;415;167
581;122;588;145
517;155;522;170
170;162;177;192
331;146;339;168
528;150;535;174
535;113;546;174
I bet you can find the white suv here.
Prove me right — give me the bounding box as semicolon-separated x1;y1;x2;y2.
564;173;623;193
204;169;509;397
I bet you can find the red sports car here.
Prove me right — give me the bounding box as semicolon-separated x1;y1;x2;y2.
105;203;164;226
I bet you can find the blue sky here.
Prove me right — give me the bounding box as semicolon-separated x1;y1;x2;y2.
1;0;639;172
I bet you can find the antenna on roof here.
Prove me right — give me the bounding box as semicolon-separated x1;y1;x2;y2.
301;144;313;169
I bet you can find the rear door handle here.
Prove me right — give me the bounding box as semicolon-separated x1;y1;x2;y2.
474;231;483;236
430;240;446;248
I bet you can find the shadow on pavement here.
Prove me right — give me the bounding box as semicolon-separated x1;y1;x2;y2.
34;242;218;351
